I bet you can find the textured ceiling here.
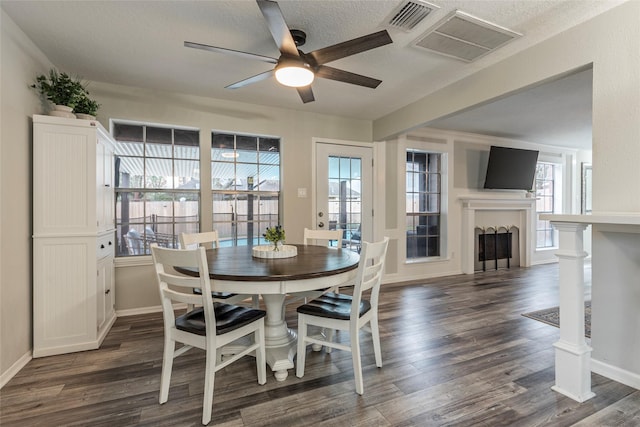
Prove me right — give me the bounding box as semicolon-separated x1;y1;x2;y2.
2;0;622;149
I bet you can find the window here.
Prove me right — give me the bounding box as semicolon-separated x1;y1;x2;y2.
114;123;200;256
406;150;441;258
535;162;557;248
327;155;362;252
211;132;281;247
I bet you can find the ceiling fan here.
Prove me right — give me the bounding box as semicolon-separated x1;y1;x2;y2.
184;0;393;103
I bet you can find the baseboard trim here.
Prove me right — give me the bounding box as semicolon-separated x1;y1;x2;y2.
1;350;32;389
116;303;186;317
592;358;640;390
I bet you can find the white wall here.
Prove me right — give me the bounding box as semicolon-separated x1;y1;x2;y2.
0;10;54;383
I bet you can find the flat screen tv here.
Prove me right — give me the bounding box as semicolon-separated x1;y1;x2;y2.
483;146;539;190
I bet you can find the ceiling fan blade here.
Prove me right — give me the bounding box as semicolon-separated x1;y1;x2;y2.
256;0;299;57
296;86;315;103
226;69;275;89
184;41;277;64
307;30;392;66
315;65;382;89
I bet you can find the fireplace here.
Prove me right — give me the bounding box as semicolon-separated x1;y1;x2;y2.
459;196;536;274
475;226;519;271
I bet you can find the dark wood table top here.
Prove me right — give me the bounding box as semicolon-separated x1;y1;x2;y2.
176;244;360;282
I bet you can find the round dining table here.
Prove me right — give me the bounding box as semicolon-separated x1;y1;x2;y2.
176;244;360;381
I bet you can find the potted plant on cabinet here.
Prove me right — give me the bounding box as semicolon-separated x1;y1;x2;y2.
32;69;85;118
73;92;101;120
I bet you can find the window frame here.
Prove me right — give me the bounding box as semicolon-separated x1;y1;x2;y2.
113;120;201;257
211;130;282;247
535;161;560;249
405;149;443;260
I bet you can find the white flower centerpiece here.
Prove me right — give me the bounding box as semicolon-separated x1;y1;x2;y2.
252;225;297;259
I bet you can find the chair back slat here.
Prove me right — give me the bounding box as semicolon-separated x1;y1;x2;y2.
351;237;389;319
151;244;216;334
162;287;204;306
158;271;205;290
303;228;343;248
180;231;220;250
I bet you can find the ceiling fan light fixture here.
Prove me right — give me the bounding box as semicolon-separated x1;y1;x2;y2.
274;60;314;87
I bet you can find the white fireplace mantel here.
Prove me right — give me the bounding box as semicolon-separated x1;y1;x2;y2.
459;196;536;274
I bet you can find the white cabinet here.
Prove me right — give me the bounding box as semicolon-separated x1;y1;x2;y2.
32;115;117;357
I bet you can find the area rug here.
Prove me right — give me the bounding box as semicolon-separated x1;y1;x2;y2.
522;301;591;338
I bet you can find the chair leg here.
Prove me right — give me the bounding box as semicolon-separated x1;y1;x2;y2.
351;332;364;395
324;328;334;354
159;338;175;404
251;295;260;309
370;316;383;368
202;344;216;425
296;316;307;378
256;322;267;385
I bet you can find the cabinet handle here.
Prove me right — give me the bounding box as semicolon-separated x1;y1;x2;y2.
100;244;105;249
108;241;112;246
105;289;111;295
104;184;110;187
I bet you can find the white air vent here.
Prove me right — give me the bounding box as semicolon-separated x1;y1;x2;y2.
386;0;439;31
413;10;521;62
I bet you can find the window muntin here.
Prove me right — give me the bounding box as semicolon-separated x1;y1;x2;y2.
327;156;362;251
535;162;556;248
114;123;200;256
212;132;281;247
406;150;441;259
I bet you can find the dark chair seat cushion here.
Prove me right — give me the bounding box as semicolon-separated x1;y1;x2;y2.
296;292;370;320
176;303;266;336
193;287;238;300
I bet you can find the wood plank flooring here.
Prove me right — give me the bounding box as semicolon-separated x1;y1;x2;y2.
2;264;639;426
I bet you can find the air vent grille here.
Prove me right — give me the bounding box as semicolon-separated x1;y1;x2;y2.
386;0;439;31
413;10;521;62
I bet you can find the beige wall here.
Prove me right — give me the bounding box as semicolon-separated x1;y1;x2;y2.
0;10;53;379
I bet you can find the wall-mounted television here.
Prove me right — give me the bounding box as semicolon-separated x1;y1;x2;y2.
483;146;539;190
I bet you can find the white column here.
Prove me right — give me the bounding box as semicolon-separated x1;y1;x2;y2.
550;221;595;402
461;204;475;274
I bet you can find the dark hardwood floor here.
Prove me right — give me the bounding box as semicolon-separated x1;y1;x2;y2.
2;264;639;426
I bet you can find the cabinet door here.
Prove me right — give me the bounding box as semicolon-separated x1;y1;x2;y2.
104;255;115;320
96;138;115;232
96;257;107;331
97;255;115;332
33;237;96;357
33;123;97;234
96;140;106;231
104;143;115;230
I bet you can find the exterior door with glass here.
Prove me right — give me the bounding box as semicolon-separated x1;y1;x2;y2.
315;142;373;252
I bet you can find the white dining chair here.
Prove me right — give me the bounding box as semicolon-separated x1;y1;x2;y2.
151;244;267;425
180;231;259;308
296;237;389;395
303;227;343;248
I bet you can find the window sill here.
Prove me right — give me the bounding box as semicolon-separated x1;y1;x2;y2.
405;255;450;265
535;246;558;252
115;255;153;268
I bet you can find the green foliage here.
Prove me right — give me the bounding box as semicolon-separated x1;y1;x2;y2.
263;225;285;250
73;92;100;116
32;69;85;108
